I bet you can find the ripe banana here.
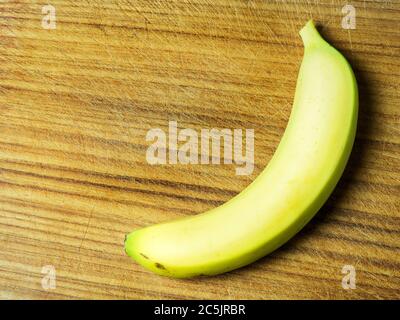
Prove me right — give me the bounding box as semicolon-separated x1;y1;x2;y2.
125;20;358;278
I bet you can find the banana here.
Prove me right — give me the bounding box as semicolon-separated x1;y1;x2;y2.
125;20;358;278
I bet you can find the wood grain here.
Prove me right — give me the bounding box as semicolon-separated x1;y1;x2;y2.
0;0;399;299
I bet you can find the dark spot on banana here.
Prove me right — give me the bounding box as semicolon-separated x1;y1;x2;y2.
155;263;166;270
140;253;149;259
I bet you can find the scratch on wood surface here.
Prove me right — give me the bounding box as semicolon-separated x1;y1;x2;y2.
78;207;94;254
347;29;353;51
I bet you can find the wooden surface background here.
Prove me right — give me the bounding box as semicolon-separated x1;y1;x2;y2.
0;0;399;300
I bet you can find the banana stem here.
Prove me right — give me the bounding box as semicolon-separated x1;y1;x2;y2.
300;20;325;48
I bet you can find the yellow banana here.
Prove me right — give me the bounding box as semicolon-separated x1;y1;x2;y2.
125;20;358;278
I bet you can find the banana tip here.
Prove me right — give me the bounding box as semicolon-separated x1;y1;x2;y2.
124;234;129;255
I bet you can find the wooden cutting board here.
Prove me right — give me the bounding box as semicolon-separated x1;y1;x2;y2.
0;0;399;299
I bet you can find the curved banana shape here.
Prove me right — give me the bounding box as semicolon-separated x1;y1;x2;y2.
125;20;358;278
